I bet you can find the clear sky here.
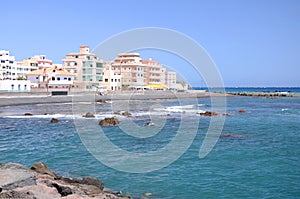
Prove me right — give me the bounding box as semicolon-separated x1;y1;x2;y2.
1;0;299;87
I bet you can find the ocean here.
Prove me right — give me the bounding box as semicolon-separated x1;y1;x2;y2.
0;88;300;198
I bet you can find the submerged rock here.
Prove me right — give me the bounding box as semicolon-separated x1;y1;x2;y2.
121;111;132;117
220;134;246;139
238;109;246;113
99;118;119;126
144;122;155;126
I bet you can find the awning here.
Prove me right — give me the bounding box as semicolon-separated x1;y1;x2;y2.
147;84;167;89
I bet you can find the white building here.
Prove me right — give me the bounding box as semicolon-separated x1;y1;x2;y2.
26;66;74;91
0;50;18;80
101;61;122;91
0;80;31;92
166;71;177;89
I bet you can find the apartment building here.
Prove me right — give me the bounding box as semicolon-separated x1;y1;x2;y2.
111;53;145;88
0;50;17;80
142;59;166;86
62;46;104;90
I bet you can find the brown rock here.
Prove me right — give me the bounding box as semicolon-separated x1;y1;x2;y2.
96;99;106;103
99;118;119;126
30;162;57;178
239;109;246;113
199;111;219;116
50;118;59;123
83;112;95;118
24;113;33;116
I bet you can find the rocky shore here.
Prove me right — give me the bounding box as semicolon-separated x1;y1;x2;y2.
0;162;130;199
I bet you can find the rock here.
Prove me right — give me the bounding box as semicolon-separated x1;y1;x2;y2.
24;113;33;116
199;111;219;116
30;162;57;178
222;113;231;116
144;122;155;126
83;112;95;118
99;118;119;126
51;183;73;196
121;111;132;117
144;192;152;196
0;190;36;199
0;162;27;170
238;109;246;113
220;134;246;139
96;99;106;103
50;118;59;123
0;162;129;198
75;177;104;190
114;111;121;115
0;168;36;190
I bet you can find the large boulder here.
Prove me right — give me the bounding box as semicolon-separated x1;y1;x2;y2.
30;162;57;178
99;118;119;126
24;113;33;116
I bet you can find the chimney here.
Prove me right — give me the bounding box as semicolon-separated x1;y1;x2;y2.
80;45;89;54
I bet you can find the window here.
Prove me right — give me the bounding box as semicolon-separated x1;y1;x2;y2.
105;79;108;82
111;79;113;82
68;78;71;81
74;62;77;66
75;56;78;58
57;77;60;81
52;77;55;81
64;77;67;80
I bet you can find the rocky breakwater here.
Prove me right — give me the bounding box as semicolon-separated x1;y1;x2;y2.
0;162;130;199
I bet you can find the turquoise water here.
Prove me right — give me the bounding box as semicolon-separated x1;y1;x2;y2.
0;95;300;198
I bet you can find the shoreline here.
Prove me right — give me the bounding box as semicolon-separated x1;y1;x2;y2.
0;90;225;107
0;90;297;107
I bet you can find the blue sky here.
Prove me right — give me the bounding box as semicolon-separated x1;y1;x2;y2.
1;0;299;87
